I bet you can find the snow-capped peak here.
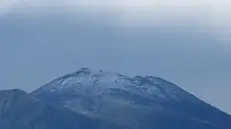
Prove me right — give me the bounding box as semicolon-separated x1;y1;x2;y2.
35;68;132;93
33;68;198;103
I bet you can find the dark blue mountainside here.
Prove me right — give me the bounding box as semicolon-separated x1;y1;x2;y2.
0;89;125;129
1;68;231;129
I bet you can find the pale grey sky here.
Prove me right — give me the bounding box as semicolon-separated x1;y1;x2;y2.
0;0;231;114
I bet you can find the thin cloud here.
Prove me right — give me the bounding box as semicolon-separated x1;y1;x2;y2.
0;0;230;27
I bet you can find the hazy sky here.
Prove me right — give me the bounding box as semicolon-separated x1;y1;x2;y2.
0;0;231;114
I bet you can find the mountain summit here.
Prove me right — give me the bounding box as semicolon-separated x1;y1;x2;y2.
0;68;230;129
32;68;231;129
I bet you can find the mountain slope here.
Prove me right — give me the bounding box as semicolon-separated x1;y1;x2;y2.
0;89;126;129
32;68;231;129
